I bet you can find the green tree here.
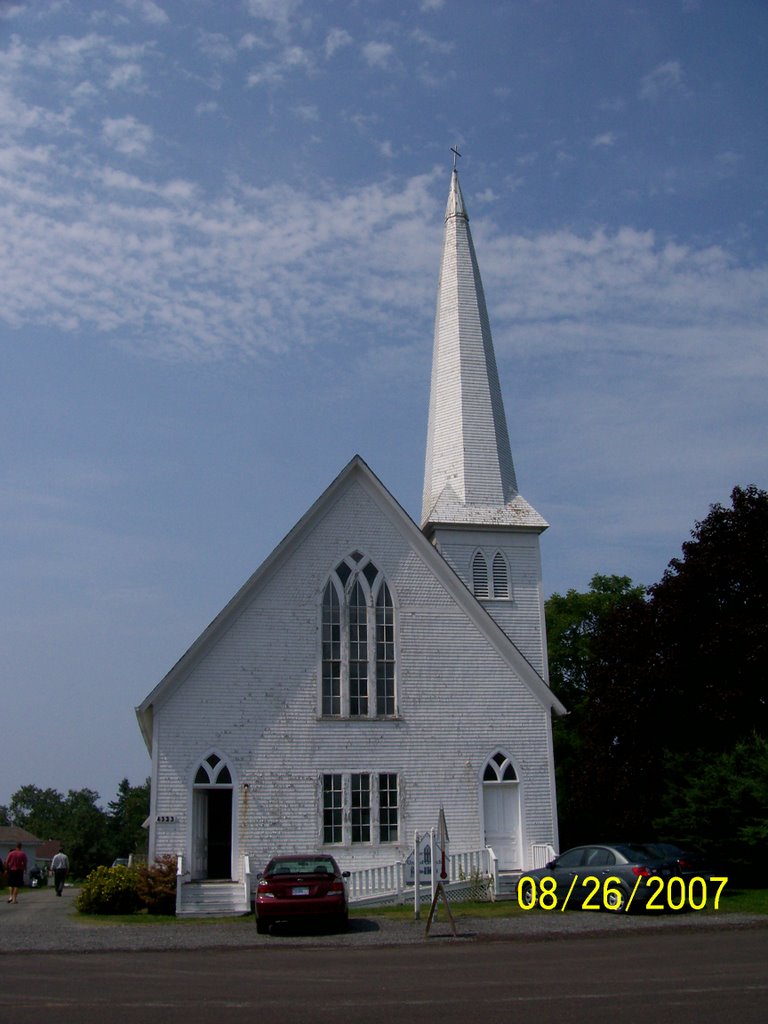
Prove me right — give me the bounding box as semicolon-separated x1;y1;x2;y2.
649;484;768;748
107;778;150;861
546;485;768;850
5;784;115;877
654;734;768;883
7;785;67;839
545;574;648;845
63;788;111;877
546;573;646;707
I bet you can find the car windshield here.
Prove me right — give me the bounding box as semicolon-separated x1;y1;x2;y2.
266;858;337;876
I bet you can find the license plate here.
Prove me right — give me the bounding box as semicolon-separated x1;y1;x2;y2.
292;886;310;896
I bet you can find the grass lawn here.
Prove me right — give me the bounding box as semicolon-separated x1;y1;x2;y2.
68;887;768;925
350;886;768;920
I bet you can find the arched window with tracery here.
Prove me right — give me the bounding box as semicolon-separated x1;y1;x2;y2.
194;752;233;787
321;552;396;718
483;750;517;783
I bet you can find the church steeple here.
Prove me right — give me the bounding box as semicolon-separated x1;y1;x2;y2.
421;165;546;534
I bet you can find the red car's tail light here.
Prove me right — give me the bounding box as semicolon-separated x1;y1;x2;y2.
631;866;652;877
327;881;345;894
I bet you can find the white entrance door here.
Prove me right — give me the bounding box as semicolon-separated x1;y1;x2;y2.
192;789;208;879
483;781;520;869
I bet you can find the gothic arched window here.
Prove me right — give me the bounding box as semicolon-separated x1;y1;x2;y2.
194;753;233;787
472;551;489;599
321;554;397;718
483;750;517;783
492;552;509;599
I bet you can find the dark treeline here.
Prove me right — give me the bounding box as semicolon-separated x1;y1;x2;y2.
0;778;149;879
547;485;768;882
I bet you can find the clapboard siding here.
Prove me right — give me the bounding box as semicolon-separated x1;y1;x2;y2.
430;530;548;677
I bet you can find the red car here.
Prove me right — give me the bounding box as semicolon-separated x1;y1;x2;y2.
255;855;350;934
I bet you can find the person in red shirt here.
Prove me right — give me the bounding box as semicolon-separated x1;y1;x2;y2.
6;843;28;904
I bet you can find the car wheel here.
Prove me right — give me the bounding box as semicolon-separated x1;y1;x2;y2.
334;911;349;933
255;917;270;934
603;886;628;913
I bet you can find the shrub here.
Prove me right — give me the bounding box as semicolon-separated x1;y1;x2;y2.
76;864;141;915
135;854;177;915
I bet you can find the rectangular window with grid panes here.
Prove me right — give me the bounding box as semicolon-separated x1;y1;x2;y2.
321;772;399;846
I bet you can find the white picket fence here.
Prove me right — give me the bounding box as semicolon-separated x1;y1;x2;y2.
347;847;495;906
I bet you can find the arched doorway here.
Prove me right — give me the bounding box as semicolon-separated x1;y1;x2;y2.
482;751;521;869
192;753;233;880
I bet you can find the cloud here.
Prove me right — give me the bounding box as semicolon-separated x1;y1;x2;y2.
363;41;395;69
0;160;443;357
1;138;766;403
100;166;195;200
325;27;352;59
476;224;767;375
293;103;319;121
197;31;237;63
119;0;169;25
247;45;313;86
245;0;303;41
411;29;454;54
107;61;145;91
639;60;686;100
0;3;25;19
101;115;153;155
591;132;615;147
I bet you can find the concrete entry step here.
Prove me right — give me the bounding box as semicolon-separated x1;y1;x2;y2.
177;881;250;918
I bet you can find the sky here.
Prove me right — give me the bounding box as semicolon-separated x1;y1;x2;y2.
1;0;766;808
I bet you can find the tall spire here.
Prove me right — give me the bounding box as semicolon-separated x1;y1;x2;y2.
421;164;546;532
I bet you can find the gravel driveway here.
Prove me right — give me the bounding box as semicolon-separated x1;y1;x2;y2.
1;886;765;953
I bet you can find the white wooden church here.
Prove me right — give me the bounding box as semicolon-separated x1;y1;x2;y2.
136;165;565;898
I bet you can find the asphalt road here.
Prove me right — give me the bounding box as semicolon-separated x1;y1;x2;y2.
1;888;766;1023
1;928;767;1024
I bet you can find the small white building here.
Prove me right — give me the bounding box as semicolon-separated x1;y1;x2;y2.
136;166;565;889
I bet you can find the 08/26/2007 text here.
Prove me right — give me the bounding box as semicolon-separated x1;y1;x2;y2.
516;875;728;912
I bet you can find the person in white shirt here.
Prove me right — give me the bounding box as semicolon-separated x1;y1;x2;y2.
51;850;69;896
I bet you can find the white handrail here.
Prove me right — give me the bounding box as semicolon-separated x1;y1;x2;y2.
243;854;252;910
531;843;557;868
175;854;184;916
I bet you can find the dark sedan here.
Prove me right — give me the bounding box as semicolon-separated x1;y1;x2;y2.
641;842;709;879
255;854;350;934
519;843;676;913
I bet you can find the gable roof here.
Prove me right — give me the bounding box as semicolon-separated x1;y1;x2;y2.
0;826;43;846
136;455;565;750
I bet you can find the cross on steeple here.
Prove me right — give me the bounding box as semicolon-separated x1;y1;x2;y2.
451;145;461;170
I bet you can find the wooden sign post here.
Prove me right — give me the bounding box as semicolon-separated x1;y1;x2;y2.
424;881;457;938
